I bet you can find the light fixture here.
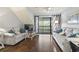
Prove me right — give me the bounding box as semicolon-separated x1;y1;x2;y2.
48;7;52;11
46;7;53;13
55;20;58;23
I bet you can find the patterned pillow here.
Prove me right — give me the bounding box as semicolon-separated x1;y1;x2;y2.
65;28;73;37
8;29;16;34
68;34;76;37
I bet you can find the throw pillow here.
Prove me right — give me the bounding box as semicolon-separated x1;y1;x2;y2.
8;29;16;34
68;34;76;37
20;28;26;33
54;29;62;33
65;28;73;37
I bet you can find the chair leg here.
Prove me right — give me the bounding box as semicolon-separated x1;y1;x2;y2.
25;37;26;40
31;37;32;40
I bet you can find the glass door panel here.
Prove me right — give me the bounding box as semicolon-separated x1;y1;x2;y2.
39;17;51;34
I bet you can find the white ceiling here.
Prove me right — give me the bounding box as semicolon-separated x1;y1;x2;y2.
27;7;67;15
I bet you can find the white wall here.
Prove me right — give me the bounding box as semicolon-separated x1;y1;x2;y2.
10;7;34;25
61;7;79;28
0;7;23;31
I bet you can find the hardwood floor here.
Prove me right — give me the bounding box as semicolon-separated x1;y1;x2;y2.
0;35;61;52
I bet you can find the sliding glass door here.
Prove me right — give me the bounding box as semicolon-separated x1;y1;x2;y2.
38;17;51;34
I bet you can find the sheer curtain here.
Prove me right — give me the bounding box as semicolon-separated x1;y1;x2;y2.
34;16;39;33
51;15;61;33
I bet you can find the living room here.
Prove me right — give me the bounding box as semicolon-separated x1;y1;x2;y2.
0;7;79;52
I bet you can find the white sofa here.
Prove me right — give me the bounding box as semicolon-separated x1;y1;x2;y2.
53;32;72;52
0;28;28;45
3;32;28;45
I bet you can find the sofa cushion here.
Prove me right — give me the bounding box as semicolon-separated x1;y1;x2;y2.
4;33;15;36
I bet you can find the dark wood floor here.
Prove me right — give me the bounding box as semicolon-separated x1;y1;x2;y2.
0;35;61;52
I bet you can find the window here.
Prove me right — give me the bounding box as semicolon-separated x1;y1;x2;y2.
68;14;79;24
